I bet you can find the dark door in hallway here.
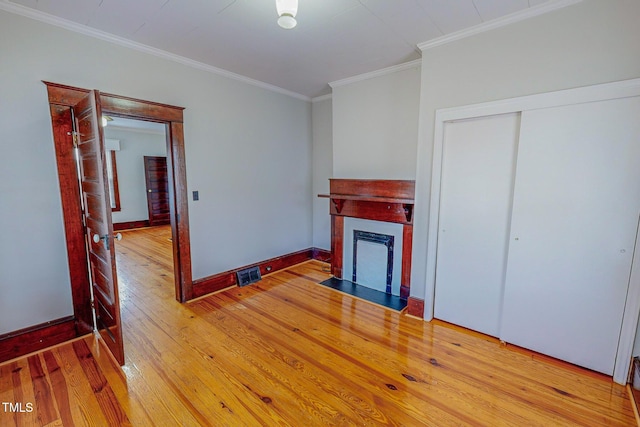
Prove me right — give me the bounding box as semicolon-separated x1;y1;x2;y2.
144;155;170;226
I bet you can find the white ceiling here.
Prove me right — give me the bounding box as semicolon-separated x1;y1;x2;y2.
8;0;555;99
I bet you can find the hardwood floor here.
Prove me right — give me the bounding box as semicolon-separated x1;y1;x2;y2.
0;225;636;426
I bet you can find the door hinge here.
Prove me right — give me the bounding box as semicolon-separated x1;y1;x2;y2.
72;131;79;148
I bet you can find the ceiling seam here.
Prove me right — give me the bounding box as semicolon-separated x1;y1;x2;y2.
470;0;484;22
356;0;422;54
413;0;444;36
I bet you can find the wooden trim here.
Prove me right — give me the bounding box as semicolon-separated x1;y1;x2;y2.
108;151;121;212
43;81;185;121
329;200;413;225
191;249;316;299
331;216;344;279
168;122;192;301
407;297;425;318
312;248;331;263
44;81;192;309
0;317;78;363
401;224;413;299
326;179;415;293
328;179;415;200
324;179;415;225
100;93;184;123
44;81;89;106
48;104;93;336
113;220;150;231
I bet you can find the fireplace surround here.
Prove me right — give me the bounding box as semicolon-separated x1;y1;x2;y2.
320;179;415;299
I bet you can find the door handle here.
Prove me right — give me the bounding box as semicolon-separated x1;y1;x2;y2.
93;233;122;250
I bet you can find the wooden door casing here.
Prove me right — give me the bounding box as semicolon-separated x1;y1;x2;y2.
43;82;192;365
144;156;170;226
45;81;193;312
73;90;125;365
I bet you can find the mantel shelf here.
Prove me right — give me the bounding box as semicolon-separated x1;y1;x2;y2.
318;193;414;205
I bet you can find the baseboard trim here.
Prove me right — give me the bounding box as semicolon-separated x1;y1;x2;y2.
192;247;328;299
0;316;78;363
113;220;150;231
312;248;331;263
407;297;425;318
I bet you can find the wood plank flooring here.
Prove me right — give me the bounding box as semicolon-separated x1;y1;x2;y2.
0;225;636;426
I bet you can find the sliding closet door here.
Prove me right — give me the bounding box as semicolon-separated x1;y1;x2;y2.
501;97;640;374
434;113;520;336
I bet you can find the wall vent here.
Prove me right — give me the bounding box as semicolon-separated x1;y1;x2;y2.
236;266;261;287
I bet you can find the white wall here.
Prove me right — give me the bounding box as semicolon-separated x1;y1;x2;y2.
0;10;312;334
105;127;167;224
411;0;640;318
331;65;421;179
311;97;332;250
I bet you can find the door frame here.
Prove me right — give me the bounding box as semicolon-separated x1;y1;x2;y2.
419;77;640;384
45;82;194;331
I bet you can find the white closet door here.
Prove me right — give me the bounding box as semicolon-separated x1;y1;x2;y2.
501;96;640;375
434;113;520;336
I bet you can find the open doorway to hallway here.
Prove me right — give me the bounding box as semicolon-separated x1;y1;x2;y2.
104;117;169;231
103;117;175;299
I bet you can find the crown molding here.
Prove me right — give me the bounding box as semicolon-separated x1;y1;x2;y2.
329;59;421;89
311;94;332;103
0;0;311;102
418;0;582;51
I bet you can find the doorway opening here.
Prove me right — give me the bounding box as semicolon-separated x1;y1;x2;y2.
45;81;194;364
102;117;175;305
104;117;170;230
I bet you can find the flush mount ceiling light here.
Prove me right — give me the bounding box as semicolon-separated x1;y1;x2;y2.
276;0;298;29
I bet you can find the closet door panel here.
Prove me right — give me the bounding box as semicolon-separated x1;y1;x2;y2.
501;96;640;374
434;113;520;336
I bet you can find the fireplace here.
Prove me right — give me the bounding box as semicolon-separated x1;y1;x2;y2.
344;218;404;296
352;229;394;294
320;179;415;299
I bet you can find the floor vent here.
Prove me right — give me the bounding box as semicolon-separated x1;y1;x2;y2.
237;266;261;287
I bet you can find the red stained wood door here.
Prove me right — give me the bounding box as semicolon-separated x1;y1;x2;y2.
144;156;170;226
74;90;125;365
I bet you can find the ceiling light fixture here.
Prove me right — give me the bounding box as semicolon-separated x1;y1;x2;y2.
276;0;298;30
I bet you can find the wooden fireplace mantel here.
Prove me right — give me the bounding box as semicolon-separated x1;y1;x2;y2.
319;179;415;299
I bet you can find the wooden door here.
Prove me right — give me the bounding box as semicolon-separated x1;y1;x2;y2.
500;96;640;374
74;90;125;365
144;156;170;226
434;113;520;337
